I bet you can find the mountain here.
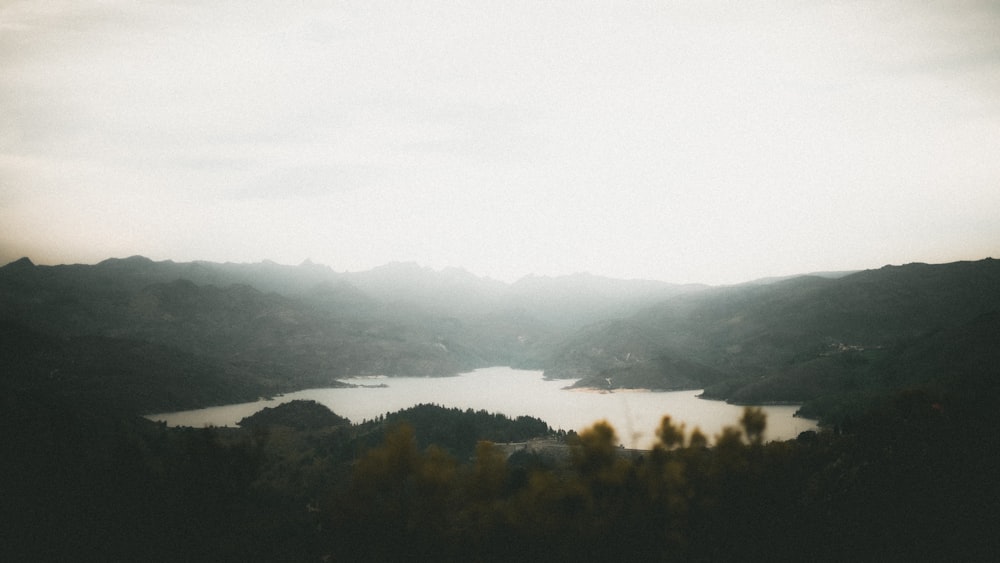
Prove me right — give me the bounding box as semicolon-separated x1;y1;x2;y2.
738;270;858;285
341;261;507;318
505;273;704;327
4;255;996;423
542;259;1000;423
0;320;263;412
0;259;480;412
0;255;695;413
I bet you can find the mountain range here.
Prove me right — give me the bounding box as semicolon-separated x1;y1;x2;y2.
2;255;997;424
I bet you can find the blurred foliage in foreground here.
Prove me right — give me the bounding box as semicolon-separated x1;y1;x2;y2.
3;390;998;562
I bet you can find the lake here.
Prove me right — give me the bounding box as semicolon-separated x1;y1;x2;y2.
147;366;817;448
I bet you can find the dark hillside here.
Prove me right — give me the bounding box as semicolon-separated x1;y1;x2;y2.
0;321;264;412
545;259;1000;423
0;256;698;412
0;260;485;410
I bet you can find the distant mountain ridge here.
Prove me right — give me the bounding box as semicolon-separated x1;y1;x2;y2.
0;255;698;321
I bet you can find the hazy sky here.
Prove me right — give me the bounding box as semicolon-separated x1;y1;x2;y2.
3;1;999;284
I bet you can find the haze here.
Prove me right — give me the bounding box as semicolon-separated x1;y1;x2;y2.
3;1;999;284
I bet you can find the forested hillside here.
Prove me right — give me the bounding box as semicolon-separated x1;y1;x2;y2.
0;256;691;412
3;257;999;425
546;259;1000;424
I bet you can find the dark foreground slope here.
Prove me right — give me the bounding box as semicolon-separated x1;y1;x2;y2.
0;392;559;561
3;386;996;562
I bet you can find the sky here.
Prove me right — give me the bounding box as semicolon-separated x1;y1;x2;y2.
2;1;999;285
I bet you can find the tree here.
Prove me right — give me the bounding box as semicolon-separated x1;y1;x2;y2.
740;407;767;446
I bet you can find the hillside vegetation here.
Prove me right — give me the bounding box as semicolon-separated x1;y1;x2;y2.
2;256;998;425
546;259;1000;424
0;256;693;412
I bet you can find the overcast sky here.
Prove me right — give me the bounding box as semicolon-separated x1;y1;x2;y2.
2;1;999;284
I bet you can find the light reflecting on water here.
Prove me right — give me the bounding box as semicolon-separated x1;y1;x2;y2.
147;367;816;448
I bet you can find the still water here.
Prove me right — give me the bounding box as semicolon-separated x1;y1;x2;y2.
147;367;816;448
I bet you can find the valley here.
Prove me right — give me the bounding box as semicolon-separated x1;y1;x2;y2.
3;255;998;426
2;255;998;560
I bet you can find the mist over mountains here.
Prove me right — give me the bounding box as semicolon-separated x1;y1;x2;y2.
2;255;998;424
